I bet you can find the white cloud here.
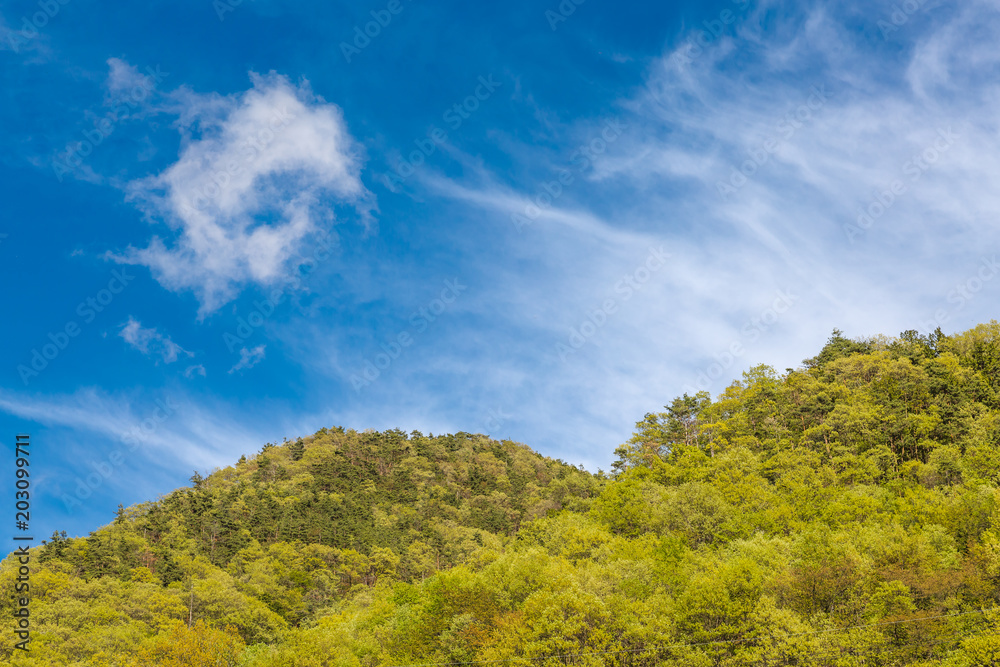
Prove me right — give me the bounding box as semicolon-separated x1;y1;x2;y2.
0;388;247;473
0;14;48;57
229;345;266;374
112;72;373;315
184;364;207;378
105;58;150;98
616;0;1000;302
338;0;1000;471
118;317;192;364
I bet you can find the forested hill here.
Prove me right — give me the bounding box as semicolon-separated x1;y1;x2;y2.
80;427;599;584
5;323;1000;665
0;429;600;665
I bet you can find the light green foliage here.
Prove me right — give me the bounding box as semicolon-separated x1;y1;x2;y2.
4;323;1000;665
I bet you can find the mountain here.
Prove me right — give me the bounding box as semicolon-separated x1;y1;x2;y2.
1;428;599;665
4;323;1000;665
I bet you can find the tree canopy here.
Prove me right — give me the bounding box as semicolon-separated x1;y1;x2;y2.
4;322;1000;665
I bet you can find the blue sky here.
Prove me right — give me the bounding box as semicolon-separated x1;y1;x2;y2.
2;0;999;545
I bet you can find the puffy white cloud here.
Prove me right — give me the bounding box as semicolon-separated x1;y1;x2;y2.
113;72;373;315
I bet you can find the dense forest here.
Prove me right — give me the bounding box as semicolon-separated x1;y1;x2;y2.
4;322;1000;665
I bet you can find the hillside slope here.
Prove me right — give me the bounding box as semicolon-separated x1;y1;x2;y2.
4;323;1000;665
0;429;599;665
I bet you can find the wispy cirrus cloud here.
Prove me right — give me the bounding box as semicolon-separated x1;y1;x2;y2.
118;317;192;364
609;0;1000;325
334;0;1000;471
0;388;250;473
105;57;154;99
229;344;266;374
184;364;207;378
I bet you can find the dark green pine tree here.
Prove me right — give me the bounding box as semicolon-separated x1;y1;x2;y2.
289;438;305;461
